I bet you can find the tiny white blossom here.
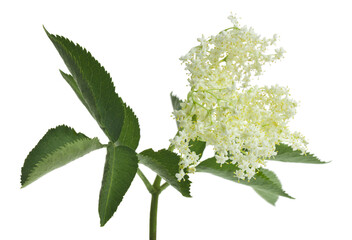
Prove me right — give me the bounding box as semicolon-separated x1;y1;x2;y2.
215;154;228;165
176;169;185;182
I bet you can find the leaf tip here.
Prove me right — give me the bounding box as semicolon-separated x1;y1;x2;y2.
59;69;65;75
100;220;107;227
43;25;50;36
20;180;25;189
99;212;109;227
286;194;295;200
20;180;29;189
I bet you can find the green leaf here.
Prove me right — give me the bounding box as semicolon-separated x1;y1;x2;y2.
269;144;326;164
196;157;293;201
252;168;282;205
138;149;191;197
45;27;125;142
189;139;206;159
115;104;140;150
59;71;140;150
21;125;103;188
99;144;138;226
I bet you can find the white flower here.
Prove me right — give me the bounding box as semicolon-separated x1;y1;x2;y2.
175;169;185;182
215;154;228;165
172;14;307;181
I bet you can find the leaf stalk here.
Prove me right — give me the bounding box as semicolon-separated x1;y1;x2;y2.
137;168;156;194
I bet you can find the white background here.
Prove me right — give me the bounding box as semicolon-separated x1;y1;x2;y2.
1;0;351;239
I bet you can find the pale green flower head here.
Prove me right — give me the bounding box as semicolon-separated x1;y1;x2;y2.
171;14;307;181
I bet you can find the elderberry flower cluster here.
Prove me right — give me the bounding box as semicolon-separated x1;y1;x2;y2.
171;15;308;181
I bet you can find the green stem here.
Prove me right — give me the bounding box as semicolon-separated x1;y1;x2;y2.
148;141;175;239
137;168;155;194
159;182;169;192
150;193;159;240
150;175;162;240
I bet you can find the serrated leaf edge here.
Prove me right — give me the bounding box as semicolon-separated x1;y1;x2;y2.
115;103;140;150
99;145;138;226
197;158;293;199
45;27;125;142
100;145;117;226
22;136;102;188
252;169;293;199
45;29;99;119
270;144;328;164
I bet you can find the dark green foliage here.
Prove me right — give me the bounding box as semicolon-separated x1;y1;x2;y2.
189;139;206;159
115;104;140;150
252;168;283;205
270;144;326;164
196;157;293;204
21;125;103;188
138;149;191;197
45;27;125;143
21;29;142;227
99;144;138;226
48;28;141;150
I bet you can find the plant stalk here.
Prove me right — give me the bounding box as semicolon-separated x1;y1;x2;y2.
145;142;175;239
150;175;162;240
150;192;159;240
